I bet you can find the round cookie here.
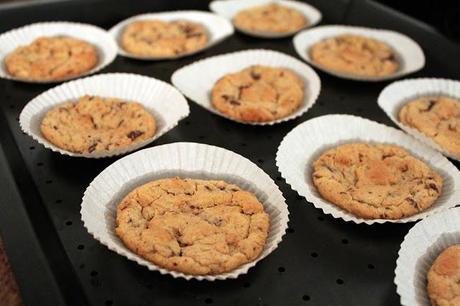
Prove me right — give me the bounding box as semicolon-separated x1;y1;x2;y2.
399;96;460;157
115;177;270;275
5;36;98;81
211;65;304;122
309;34;399;77
41;95;156;154
427;244;460;306
233;3;308;34
312;143;443;219
121;20;209;57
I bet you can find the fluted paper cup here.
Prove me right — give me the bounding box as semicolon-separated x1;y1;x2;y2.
378;78;460;161
395;207;460;306
276;114;460;224
81;142;289;280
293;25;425;81
209;0;322;38
19;73;190;158
171;49;321;125
109;11;234;60
0;22;117;83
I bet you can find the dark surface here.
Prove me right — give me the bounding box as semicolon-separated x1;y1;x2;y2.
0;0;459;305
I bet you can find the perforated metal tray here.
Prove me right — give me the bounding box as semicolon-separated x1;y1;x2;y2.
0;0;459;305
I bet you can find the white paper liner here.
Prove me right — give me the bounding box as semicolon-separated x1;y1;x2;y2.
395;207;460;306
276;114;460;224
292;25;425;81
171;49;321;125
109;11;234;60
80;142;289;280
378;78;460;161
209;0;322;38
19;73;190;158
0;21;117;83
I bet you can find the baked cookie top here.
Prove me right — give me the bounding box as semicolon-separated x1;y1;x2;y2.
5;36;98;81
309;34;399;77
115;177;270;275
312;143;443;219
120;20;209;57
399;96;460;157
233;3;308;34
211;65;304;122
41;95;156;154
427;244;460;306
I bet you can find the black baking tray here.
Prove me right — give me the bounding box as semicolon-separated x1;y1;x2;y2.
0;0;459;305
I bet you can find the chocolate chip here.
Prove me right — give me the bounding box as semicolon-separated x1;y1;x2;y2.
229;100;241;106
250;71;261;80
127;130;144;140
221;95;230;101
53;125;58;130
428;183;439;193
88;143;97;153
204;185;212;191
424;100;437;112
117;119;124;128
406;197;419;209
385;54;396;61
186;33;202;38
400;164;408;172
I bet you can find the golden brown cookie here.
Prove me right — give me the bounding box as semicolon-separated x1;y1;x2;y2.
115;177;270;275
211;65;304;122
309;34;399;77
41;95;156;154
427;244;460;306
5;36;98;81
312;143;443;219
399;96;460;157
121;20;209;57
233;3;308;34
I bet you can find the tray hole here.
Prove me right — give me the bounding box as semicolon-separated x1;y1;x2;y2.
317;216;324;221
341;239;349;245
257;159;264;164
198;135;205;140
77;244;85;250
336;278;344;285
9;104;14;109
185;120;191;126
37;162;44;167
55;199;62;204
367;264;375;270
79;264;85;269
278;266;285;273
318;101;325;106
302;295;310;301
65;220;72;226
90;270;98;277
45;180;53;184
204;298;213;304
105;300;113;306
240;143;247;147
287;227;295;234
276;176;282;181
296;195;303;200
310;252;318;258
243;282;250;288
29;146;35;150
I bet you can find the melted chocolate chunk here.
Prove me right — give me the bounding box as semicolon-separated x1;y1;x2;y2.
424;100;437;112
127;130;144;140
250;71;261;80
88;143;97;153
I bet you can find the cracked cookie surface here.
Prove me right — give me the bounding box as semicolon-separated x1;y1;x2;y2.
115;177;270;275
41;95;156;154
5;36;98;81
312;143;443;219
211;65;304;122
399;96;460;157
121;20;209;57
427;244;460;306
309;34;399;77
233;3;308;34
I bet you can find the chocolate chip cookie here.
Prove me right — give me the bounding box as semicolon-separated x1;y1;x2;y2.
41;95;156;154
211;65;304;122
427;244;460;306
309;34;399;77
115;177;270;275
121;20;209;57
233;3;308;34
312;143;443;219
5;36;98;81
399;96;460;157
